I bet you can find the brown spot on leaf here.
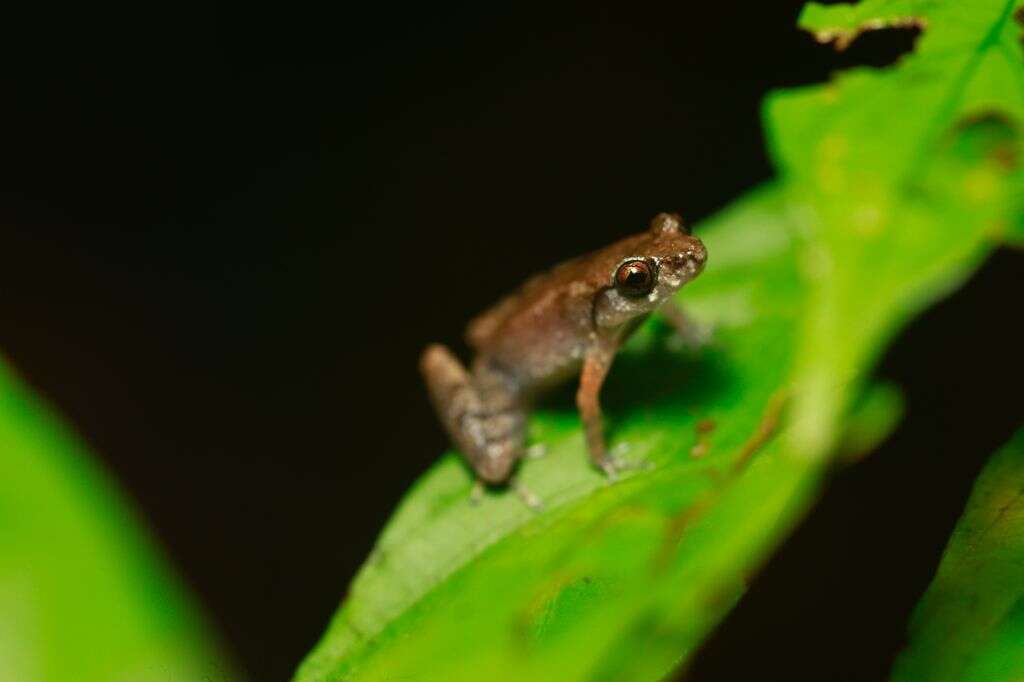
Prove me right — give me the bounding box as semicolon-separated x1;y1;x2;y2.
653;495;714;572
955;110;1015;131
992;145;1019;170
952;111;1020;171
731;391;788;475
690;418;716;458
655;391;788;571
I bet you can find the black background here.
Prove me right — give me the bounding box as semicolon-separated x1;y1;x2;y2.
3;2;1022;680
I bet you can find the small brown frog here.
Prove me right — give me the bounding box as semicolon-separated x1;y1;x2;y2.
420;213;707;499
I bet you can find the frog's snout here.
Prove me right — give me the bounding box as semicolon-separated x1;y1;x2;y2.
667;240;706;278
686;241;707;270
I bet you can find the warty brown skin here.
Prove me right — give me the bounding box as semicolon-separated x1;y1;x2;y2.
420;213;707;486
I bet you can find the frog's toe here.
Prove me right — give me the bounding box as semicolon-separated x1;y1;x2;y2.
525;443;547;460
604;447;654;477
510;479;544;511
598;458;621;482
616;459;651;473
468;479;486;507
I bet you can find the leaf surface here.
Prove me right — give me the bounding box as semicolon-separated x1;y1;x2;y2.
297;2;1024;680
0;360;236;682
891;428;1024;682
773;0;1024;456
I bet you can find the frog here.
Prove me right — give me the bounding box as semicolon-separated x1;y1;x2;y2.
420;212;707;504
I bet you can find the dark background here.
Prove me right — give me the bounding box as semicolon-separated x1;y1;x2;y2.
3;2;1022;680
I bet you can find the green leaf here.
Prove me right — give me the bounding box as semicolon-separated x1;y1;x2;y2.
297;2;1024;680
298;186;817;682
770;0;1024;456
0;359;236;681
836;382;905;465
891;428;1024;682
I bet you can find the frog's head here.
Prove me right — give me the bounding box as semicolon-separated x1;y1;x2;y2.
594;213;707;329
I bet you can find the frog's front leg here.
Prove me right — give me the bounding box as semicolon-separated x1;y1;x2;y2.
420;344;525;484
577;338;621;478
657;299;711;348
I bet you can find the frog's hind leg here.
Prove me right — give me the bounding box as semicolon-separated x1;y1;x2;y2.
420;344;525;485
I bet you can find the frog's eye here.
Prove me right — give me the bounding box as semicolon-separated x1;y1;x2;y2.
614;259;656;298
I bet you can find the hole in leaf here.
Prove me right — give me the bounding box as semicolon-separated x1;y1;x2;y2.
831;24;923;67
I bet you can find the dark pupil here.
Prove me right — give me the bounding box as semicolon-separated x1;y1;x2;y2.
624;267;647;287
618;262;652;296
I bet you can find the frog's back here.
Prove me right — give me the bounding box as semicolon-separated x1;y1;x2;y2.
466;254;590;350
465;234;648;385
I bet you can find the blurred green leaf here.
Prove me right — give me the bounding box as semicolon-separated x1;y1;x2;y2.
837;381;905;464
891;428;1024;682
0;360;236;681
297;2;1024;680
773;0;1024;457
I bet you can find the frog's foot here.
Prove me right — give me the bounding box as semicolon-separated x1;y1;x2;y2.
659;301;714;351
510;478;544;511
469;479;486;506
611;441;631;459
598;458;621;482
598;443;654;482
525;443;547;460
666;318;714;352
